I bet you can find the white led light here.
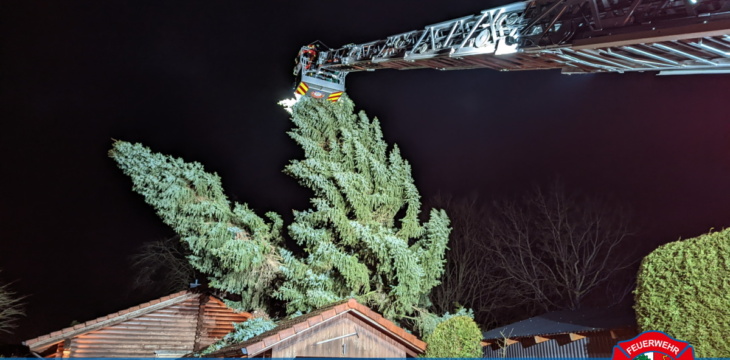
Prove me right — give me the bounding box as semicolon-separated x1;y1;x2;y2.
278;96;300;114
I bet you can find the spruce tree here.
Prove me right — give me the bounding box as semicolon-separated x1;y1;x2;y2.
278;96;451;320
110;141;284;311
110;95;450;324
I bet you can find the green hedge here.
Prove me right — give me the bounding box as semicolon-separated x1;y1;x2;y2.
423;315;482;358
634;228;730;357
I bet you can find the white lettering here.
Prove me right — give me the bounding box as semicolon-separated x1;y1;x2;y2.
626;338;681;356
671;345;680;355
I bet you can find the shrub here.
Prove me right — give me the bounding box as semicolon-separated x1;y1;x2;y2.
634;228;730;357
423;315;482;358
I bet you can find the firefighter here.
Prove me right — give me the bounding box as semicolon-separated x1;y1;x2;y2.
300;44;318;69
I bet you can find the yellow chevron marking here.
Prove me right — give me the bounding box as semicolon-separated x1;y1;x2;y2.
296;82;309;95
327;92;343;102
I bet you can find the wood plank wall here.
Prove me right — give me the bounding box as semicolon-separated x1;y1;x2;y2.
272;312;407;358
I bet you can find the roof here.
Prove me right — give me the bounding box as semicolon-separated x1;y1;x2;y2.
482;306;636;340
23;290;247;352
204;298;426;357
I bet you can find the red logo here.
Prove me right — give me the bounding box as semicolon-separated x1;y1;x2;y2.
311;91;325;99
612;331;694;360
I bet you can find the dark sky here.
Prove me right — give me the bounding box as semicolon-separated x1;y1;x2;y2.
2;0;730;344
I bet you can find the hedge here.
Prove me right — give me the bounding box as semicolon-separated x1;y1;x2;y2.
634;228;730;357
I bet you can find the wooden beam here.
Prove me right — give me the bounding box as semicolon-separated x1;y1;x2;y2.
62;339;71;358
609;327;639;340
192;294;208;352
534;335;550;344
480;340;492;347
505;338;519;346
568;333;586;341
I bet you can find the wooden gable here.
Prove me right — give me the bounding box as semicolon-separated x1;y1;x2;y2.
24;291;250;358
206;299;426;358
268;311;417;358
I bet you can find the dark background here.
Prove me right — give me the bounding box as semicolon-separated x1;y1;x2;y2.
2;0;730;345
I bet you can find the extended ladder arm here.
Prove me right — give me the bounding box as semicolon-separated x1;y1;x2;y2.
294;0;730;98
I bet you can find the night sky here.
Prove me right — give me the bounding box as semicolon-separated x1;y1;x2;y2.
2;0;730;345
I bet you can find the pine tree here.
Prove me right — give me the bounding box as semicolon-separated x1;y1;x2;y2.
110;95;450;324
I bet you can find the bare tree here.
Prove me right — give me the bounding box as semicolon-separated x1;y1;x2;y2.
0;274;24;333
131;236;197;295
429;195;488;312
428;195;534;327
484;180;636;311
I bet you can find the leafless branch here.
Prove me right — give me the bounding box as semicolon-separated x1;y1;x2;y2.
428;194;534;327
0;274;25;334
130;236;196;295
484;180;636;311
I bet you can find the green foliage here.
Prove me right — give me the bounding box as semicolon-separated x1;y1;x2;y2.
279;96;451;322
110;141;284;311
201;317;277;354
417;307;474;338
111;95;450;330
423;315;482;358
634;228;730;357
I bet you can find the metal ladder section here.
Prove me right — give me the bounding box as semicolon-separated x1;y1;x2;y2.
312;0;730;76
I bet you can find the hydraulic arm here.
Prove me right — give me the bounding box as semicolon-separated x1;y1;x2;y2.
293;0;730;99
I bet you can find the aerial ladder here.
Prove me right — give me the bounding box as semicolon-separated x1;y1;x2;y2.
293;0;730;100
